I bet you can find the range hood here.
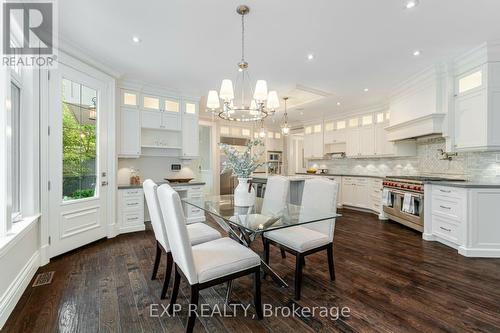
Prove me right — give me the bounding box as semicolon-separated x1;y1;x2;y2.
385;113;446;141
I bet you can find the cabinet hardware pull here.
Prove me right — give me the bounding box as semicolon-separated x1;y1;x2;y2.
127;202;139;206
439;205;451;210
439;189;451;193
128;217;139;221
440;226;451;232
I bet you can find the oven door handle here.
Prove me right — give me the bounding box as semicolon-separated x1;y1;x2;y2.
386;189;424;199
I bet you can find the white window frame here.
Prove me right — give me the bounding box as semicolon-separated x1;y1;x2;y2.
10;77;22;223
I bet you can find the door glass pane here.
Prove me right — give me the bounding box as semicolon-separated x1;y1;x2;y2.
458;70;482;94
123;92;137;106
11;83;21;215
165;99;179;112
61;78;98;201
185;102;196;114
143;96;159;109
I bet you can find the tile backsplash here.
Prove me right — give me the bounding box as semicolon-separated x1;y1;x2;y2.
309;137;500;183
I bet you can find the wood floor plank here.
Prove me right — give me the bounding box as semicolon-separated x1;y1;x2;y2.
3;210;500;333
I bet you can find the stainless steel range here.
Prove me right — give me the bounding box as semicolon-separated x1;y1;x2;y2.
382;176;463;232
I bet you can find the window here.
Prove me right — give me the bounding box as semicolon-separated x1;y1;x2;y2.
304;126;312;135
362;115;373;126
241;128;251;137
11;82;21;220
336;120;346;130
143;96;160;110
313;124;322;133
61;79;98;201
220;126;229;135
325;122;334;131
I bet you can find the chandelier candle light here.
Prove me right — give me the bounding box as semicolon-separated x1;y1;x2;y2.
206;5;280;122
281;97;290;135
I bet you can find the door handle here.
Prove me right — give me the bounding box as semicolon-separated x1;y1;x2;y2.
101;181;108;186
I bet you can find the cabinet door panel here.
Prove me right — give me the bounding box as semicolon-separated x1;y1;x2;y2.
359;126;375;156
182;116;199;157
120;108;141;156
162;112;181;131
142;110;162;129
455;91;487;149
346;129;360;157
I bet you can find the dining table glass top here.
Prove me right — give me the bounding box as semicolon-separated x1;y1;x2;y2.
183;194;341;234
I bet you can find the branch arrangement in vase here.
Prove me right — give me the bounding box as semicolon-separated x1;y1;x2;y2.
219;139;266;178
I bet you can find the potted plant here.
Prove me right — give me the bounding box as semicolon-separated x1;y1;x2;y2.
219;139;266;206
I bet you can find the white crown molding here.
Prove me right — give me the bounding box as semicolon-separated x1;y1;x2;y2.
118;78;200;101
57;37;122;79
453;41;500;74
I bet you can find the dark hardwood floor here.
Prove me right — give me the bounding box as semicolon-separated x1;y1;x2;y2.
4;210;500;333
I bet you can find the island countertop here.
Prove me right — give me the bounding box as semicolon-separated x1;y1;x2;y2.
118;181;206;190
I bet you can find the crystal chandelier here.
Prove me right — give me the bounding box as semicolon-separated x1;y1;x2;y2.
206;5;279;122
281;97;290;135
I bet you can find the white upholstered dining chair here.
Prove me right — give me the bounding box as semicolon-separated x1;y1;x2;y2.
157;184;262;333
143;179;221;299
262;178;339;300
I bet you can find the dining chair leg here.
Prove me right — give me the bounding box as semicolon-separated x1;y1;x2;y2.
327;244;336;281
280;249;287;259
186;284;200;333
161;252;173;299
253;268;263;319
263;238;270;278
225;280;233;304
295;254;303;300
151;241;161;280
169;266;181;314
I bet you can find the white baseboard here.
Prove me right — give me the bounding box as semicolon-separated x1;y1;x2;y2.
422;233;435;241
458;246;500;258
0;250;40;329
119;225;145;234
39;244;50;266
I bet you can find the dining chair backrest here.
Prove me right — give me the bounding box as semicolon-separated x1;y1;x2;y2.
157;184;198;285
261;176;290;216
143;179;170;252
300;178;338;241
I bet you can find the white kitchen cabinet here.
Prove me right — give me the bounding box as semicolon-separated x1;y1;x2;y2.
181;100;199;158
346;128;360;157
359;125;375;156
117;188;145;233
266;131;284;151
142;109;181;131
312;124;324;158
119;107;141;158
171;184;205;224
121;89;138;107
424;184;500;258
342;176;382;212
303;126;314;159
453;64;500;151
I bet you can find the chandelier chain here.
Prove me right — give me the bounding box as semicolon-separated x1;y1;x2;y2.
241;13;245;62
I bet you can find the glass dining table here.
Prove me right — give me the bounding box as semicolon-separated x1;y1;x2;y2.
183;194;341;293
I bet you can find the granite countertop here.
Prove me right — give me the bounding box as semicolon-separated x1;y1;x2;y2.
118;181;206;189
294;173;384;179
426;181;500;188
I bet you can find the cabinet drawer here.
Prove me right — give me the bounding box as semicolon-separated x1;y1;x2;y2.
123;197;143;211
122;188;143;197
188;206;204;217
432;216;460;244
122;211;144;226
431;196;463;222
432;186;463;199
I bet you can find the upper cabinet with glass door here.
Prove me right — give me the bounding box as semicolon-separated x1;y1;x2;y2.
454;59;500;151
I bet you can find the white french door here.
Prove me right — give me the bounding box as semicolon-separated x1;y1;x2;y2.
48;63;109;257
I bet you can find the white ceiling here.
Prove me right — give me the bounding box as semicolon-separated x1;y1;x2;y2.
59;0;500;123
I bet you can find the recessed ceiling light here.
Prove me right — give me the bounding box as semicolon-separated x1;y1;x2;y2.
413;50;421;56
307;54;314;61
132;36;141;43
363;88;369;92
336;102;341;106
300;111;304;115
404;0;419;9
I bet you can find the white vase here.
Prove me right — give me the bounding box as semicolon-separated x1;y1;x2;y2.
234;177;256;207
